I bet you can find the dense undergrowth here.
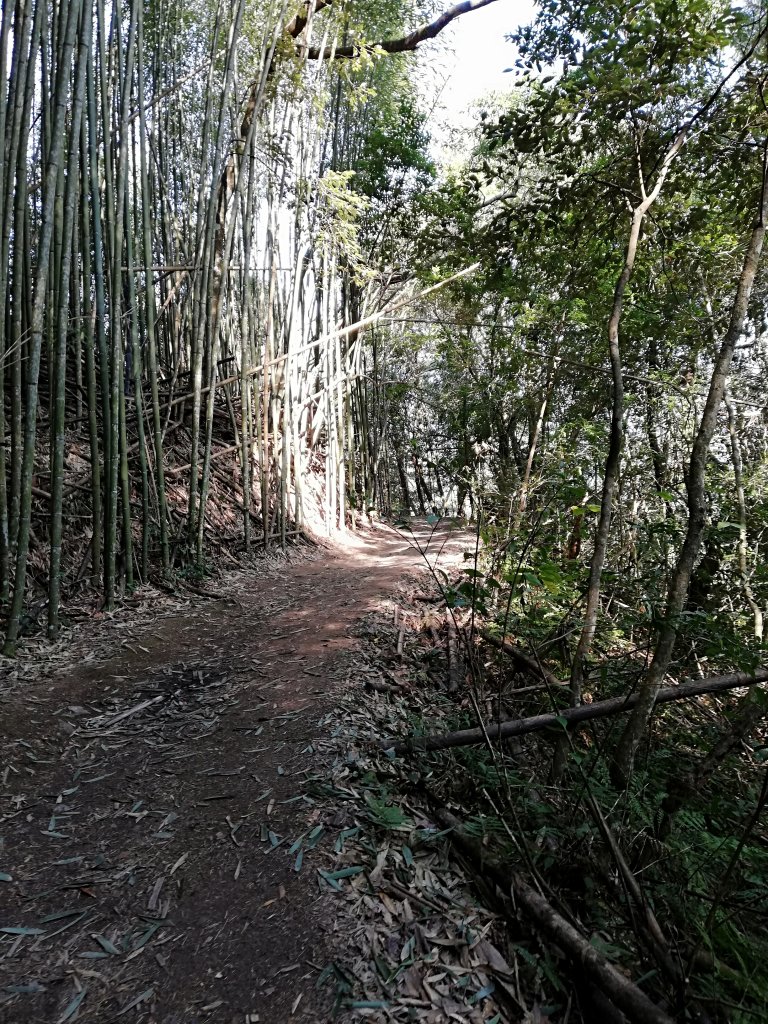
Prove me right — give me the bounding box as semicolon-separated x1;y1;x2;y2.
365;517;768;1022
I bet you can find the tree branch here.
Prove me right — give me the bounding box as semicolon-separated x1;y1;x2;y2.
383;668;768;755
286;0;334;40
435;809;676;1024
303;0;502;60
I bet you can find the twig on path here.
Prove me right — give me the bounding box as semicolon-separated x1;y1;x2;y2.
98;695;165;731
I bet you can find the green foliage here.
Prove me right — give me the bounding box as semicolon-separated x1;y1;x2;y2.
315;169;370;274
422;723;768;1019
347;1;768;1019
351;97;434;201
323;40;436;272
364;792;413;829
176;560;213;583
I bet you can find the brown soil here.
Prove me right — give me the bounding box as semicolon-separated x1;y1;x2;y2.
0;520;469;1024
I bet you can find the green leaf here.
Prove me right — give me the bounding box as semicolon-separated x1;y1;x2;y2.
317;869;344;891
470;982;495;1004
326;866;364;880
537;561;562;594
92;934;120;955
365;797;411;828
116;988;154;1017
42;909;84;923
56;989;87;1024
130;921;162;951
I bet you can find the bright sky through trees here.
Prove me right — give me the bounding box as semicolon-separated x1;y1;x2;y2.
440;0;536;127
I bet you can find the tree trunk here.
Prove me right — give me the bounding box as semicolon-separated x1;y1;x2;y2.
613;147;768;785
725;393;763;639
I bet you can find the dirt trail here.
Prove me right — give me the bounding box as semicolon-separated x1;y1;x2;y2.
0;521;469;1024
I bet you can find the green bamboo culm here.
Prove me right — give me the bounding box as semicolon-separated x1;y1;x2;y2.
4;0;82;655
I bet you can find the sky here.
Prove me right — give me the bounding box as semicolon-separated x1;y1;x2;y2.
439;0;536;127
423;0;537;160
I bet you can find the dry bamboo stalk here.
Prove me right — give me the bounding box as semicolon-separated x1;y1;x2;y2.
383;669;768;755
435;808;675;1024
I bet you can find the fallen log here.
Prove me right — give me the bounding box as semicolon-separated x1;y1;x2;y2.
435;808;675;1024
383;668;768;755
478;628;567;689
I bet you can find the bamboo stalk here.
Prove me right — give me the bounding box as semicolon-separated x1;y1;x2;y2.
79;116;102;586
4;0;82;655
383;670;768;755
48;0;90;636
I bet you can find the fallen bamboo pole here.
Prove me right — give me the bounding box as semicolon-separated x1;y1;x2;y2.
435;808;675;1024
158;262;482;417
383;668;768;755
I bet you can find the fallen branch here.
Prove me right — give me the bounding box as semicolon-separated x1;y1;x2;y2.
478;628;566;690
166;443;240;477
96;695;165;732
365;679;404;696
383;668;768;754
435;808;675;1024
396;625;405;659
181;583;239;603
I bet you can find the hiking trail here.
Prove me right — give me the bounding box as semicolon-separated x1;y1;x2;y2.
0;521;471;1024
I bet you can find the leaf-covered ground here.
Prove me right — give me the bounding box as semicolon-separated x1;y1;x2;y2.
0;520;512;1024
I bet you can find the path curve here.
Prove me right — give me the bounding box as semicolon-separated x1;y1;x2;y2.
0;520;469;1024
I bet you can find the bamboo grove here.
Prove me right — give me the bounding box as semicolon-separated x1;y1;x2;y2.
0;0;486;653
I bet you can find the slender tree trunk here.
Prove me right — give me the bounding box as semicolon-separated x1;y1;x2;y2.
613;148;768;785
725;393;763;640
569;134;686;706
516;351;557;526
